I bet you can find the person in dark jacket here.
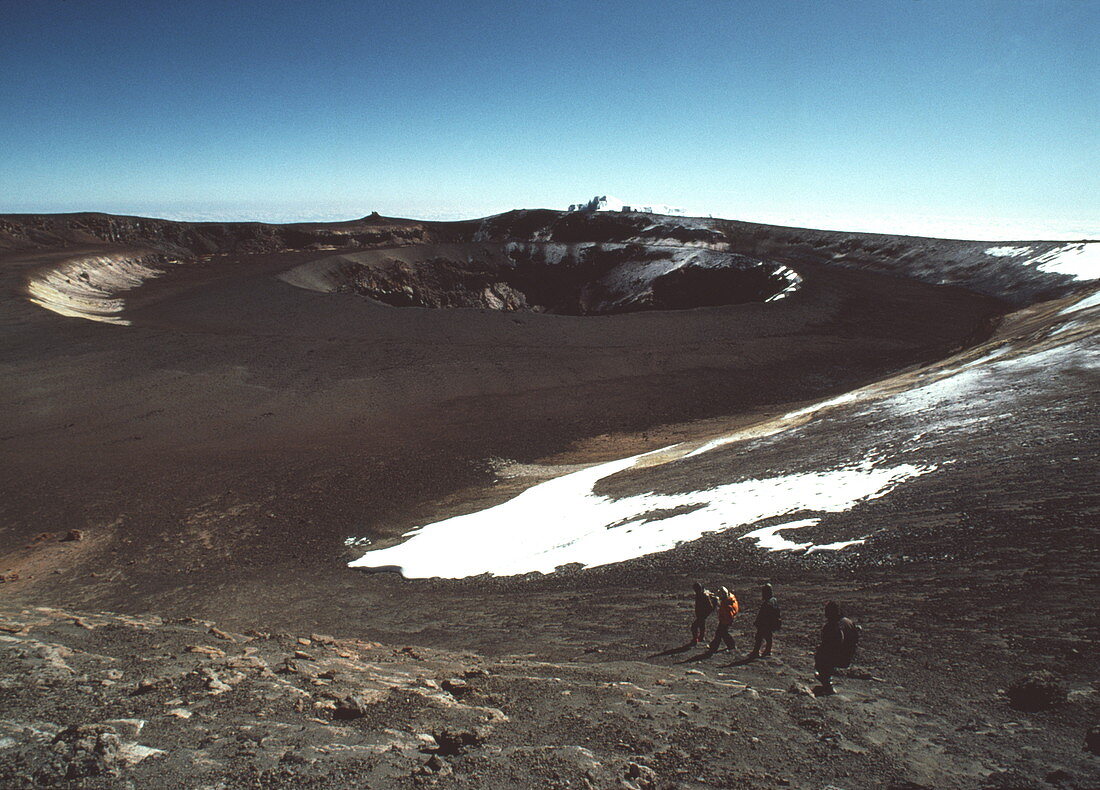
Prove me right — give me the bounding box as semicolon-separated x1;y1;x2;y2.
708;587;739;652
748;583;780;658
690;582;718;644
814;600;858;693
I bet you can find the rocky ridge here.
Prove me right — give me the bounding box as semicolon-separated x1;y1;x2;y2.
2;606;1097;789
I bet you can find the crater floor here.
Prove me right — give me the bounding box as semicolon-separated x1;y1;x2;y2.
1;210;1097;789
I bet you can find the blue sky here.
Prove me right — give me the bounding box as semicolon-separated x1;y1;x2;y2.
1;0;1096;238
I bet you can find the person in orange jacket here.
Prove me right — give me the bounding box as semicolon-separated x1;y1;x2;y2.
708;586;739;652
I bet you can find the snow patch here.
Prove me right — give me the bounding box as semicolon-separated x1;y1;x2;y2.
1027;243;1100;281
349;455;933;578
985;246;1034;257
741;519;818;551
1059;289;1100;315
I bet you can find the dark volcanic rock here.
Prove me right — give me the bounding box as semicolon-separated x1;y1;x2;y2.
52;724;122;779
332;694;372;720
433;725;489;755
1086;725;1100;754
1006;671;1068;712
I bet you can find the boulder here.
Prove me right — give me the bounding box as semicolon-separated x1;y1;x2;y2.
52;724;122;779
442;677;470;696
333;694;372;720
1086;724;1100;754
433;725;490;755
1006;671;1067;711
426;754;451;774
626;762;658;789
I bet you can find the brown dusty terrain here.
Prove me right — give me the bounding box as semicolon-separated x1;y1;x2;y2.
0;211;1097;789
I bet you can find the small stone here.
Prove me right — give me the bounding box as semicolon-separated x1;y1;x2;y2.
134;678;167;694
186;645;226;658
62;529;84;542
297;637;312;646
309;633;336;645
99;719;145;738
167;708;192;719
333;694;370;720
626;762;658;789
281;750;314;765
208;627;235;642
426;754;450;773
225;655;268;672
293;650;314;661
442;678;470;696
206;677;232;694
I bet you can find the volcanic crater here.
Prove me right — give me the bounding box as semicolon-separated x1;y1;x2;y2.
1;207;1098;789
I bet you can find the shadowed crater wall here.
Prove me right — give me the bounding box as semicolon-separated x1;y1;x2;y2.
278;241;799;315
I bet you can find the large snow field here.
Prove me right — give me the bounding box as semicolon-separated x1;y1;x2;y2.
348;453;933;578
351;291;1099;579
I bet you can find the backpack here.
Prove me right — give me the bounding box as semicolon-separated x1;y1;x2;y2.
836;619;860;668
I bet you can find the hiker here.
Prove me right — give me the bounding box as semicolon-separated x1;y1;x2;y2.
748;582;781;658
814;600;860;692
690;582;719;644
708;587;739;652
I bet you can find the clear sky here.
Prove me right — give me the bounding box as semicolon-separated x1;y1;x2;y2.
1;0;1096;238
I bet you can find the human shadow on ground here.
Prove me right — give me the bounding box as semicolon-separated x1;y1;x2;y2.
674;648;736;664
648;641;697;658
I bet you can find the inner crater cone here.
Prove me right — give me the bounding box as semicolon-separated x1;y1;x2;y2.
278;242;800;315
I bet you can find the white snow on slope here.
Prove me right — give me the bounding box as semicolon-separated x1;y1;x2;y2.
25;254;168;325
985;242;1099;280
1059;289;1100;316
984;246;1034;257
349;456;932;578
1021;242;1100;281
742;518;868;553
